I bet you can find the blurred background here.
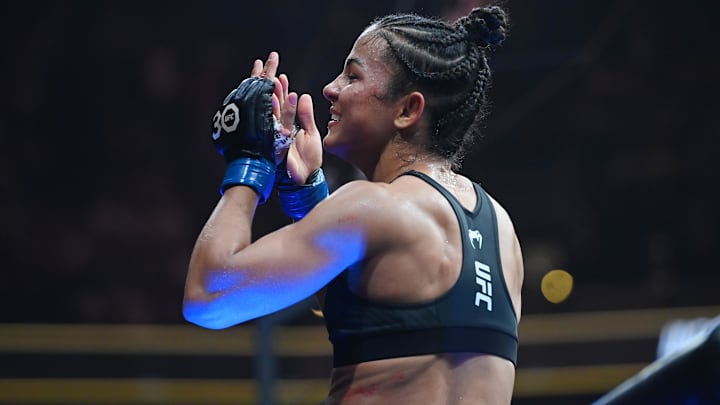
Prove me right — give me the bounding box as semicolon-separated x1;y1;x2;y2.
1;0;719;404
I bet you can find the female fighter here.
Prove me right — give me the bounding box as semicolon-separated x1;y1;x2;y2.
185;6;523;404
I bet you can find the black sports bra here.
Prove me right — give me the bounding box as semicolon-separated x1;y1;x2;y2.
322;171;518;367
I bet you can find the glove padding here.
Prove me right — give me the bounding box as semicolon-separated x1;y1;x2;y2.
211;77;275;165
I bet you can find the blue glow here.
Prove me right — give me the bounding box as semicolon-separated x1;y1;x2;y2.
184;226;366;330
205;270;245;294
313;227;366;266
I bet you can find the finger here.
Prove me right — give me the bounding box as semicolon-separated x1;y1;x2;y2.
279;74;289;101
297;94;318;134
272;77;284;118
262;51;279;79
272;77;284;112
281;92;298;130
250;59;263;77
272;93;280;120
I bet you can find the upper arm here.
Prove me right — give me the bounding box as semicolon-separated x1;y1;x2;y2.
184;181;385;328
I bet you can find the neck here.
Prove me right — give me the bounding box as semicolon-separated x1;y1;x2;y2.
366;137;454;183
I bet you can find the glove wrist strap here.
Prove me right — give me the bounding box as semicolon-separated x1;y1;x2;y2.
276;168;329;220
221;157;275;204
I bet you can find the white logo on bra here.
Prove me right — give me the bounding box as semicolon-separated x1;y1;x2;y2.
475;261;493;311
468;229;482;250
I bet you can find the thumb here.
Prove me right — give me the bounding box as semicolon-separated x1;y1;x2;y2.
297;94;318;135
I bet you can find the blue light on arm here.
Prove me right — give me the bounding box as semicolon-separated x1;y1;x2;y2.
184;226;367;329
205;270;245;294
313;226;366;266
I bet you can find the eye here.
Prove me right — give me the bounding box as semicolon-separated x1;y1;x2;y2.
346;73;358;82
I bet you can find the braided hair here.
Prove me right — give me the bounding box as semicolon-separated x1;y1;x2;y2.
369;7;508;168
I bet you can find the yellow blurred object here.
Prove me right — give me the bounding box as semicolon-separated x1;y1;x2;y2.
541;269;574;304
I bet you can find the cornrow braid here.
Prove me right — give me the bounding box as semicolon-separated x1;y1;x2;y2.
370;6;508;168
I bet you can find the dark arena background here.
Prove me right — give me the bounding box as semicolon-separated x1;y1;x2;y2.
2;0;719;404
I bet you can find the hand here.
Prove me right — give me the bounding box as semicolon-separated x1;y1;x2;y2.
271;74;323;185
269;73;297;164
213;53;282;203
211;52;280;165
287;95;323;184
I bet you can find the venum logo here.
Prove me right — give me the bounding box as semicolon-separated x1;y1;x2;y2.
475;261;493;311
468;229;482;249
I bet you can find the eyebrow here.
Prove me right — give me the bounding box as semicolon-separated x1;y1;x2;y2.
345;57;364;69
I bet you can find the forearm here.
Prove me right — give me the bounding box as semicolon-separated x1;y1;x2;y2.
184;186;258;305
182;53;327;329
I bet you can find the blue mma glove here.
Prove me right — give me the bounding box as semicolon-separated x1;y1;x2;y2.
211;77;276;203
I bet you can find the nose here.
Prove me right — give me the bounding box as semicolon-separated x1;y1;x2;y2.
323;77;339;102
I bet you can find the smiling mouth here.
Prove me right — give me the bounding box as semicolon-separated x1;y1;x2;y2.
328;112;341;130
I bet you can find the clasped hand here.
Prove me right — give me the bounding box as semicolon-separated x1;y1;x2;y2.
253;52;323;185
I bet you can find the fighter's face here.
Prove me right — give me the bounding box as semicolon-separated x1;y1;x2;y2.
322;30;399;165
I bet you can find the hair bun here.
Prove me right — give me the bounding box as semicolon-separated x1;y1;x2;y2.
459;6;508;48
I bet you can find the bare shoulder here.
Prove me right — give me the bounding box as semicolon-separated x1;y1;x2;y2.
302;180;424;250
313;180;396;223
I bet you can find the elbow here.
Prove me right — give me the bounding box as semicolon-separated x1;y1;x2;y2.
183;270;239;329
182;272;272;328
182;297;235;330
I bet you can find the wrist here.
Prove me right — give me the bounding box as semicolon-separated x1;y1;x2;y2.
221;157;275;204
276;167;329;220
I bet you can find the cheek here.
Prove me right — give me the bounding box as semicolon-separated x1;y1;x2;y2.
336;81;395;135
343;102;385;134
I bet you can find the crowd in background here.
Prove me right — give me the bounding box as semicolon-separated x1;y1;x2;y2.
2;0;718;324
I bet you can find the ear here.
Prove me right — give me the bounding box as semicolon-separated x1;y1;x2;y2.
394;91;425;131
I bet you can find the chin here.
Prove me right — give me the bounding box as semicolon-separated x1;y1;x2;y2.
326;144;359;169
324;144;348;160
323;134;344;157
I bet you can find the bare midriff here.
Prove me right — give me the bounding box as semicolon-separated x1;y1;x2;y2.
325;352;515;405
